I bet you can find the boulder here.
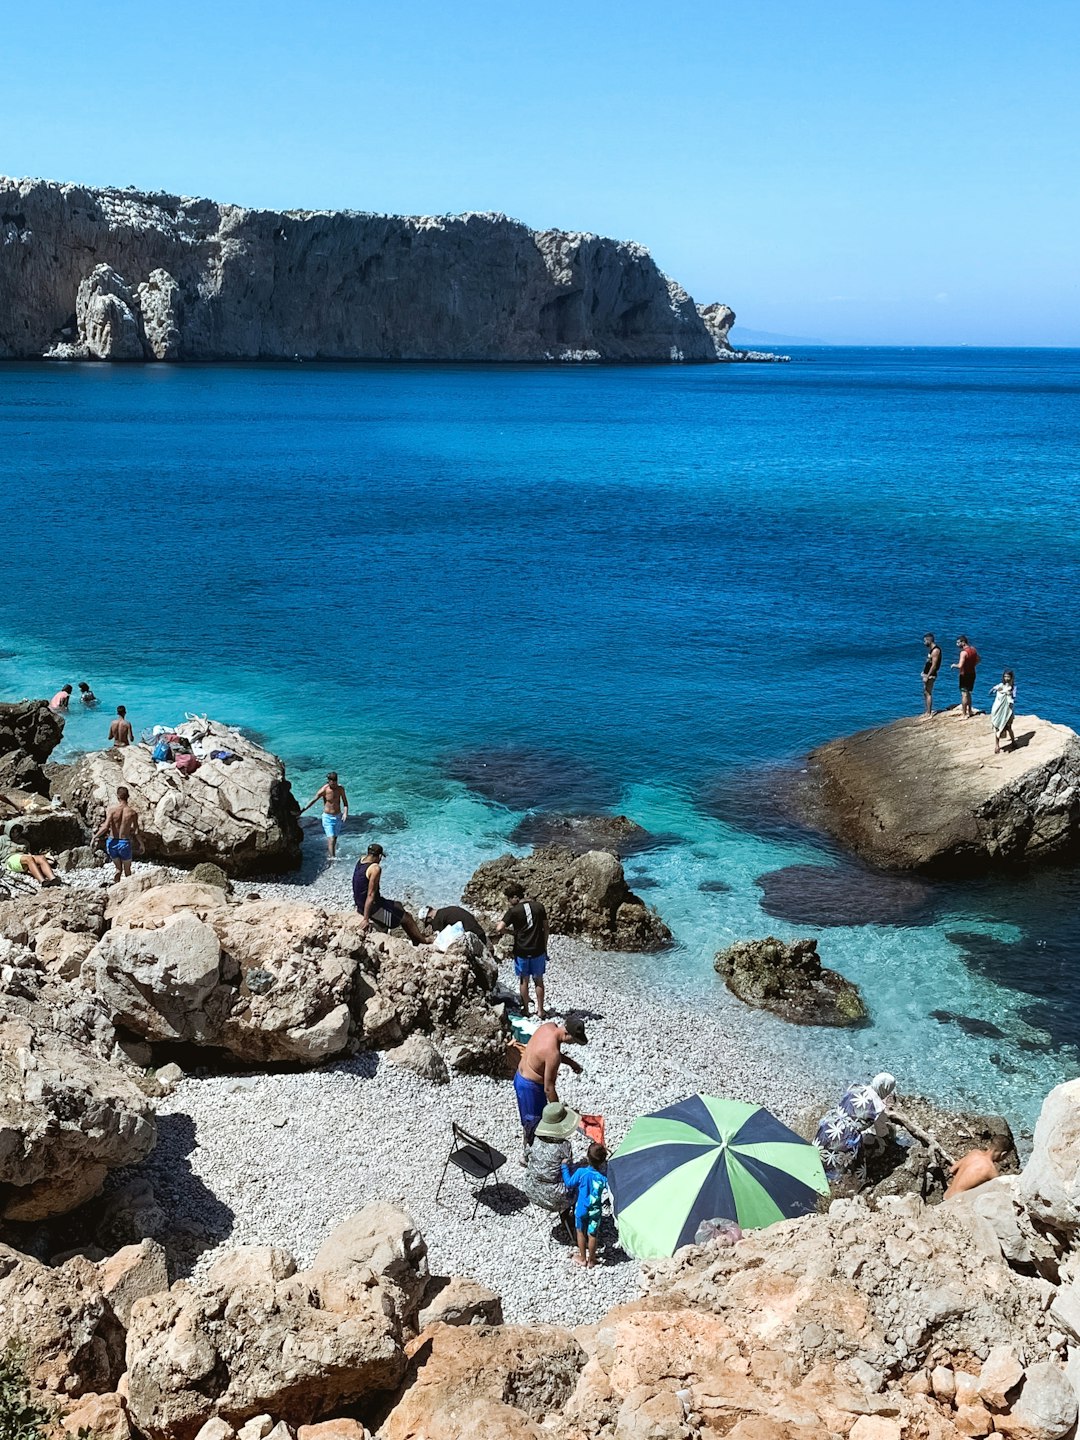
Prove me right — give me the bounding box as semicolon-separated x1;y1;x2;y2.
97;1239;170;1327
125;1210;421;1440
1;797;87;853
0;1013;156;1220
51;719;303;876
807;712;1080;874
0;883;108;950
0;699;64;794
993;1362;1077;1440
61;1391;136;1440
385;1033;450;1085
463;847;672;952
978;1345;1025;1408
0;1243;124;1395
91;910;231;1045
713;935;868;1027
417;1275;504;1329
1020;1079;1080;1233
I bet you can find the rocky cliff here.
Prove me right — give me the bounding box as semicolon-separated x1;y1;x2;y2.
0;176;734;363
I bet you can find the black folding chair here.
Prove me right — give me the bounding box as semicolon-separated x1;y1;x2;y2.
434;1122;508;1218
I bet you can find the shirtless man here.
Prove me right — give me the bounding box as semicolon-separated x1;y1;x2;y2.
922;633;942;715
94;786;142;879
108;705;134;747
300;770;349;857
944;1135;1010;1199
513;1015;587;1158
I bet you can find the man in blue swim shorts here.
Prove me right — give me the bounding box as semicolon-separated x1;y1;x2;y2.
93;786;143;881
513;1013;588;1161
495;881;550;1018
300;770;349;858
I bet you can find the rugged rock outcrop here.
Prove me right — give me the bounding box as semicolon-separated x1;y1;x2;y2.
51;719;303;876
0;698;64;793
0;1013;156;1220
81;881;505;1069
808;711;1080;873
124;1206;425;1440
0;1243;125;1395
463;846;673;951
714;935;868;1026
2;177;719;363
507;812;665;856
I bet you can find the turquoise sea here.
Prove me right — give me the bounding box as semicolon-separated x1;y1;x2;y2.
2;348;1079;1129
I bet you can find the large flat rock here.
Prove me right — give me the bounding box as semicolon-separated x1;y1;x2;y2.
809;711;1080;873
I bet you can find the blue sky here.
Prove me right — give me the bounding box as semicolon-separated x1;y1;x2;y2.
5;1;1078;344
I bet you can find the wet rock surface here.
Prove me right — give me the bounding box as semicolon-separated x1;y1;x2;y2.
507;812;674;857
715;935;868;1027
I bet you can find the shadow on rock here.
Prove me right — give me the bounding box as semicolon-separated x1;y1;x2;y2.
756;862;940;928
445;746;621;812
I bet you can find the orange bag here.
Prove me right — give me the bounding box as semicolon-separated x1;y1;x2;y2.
579;1114;605;1146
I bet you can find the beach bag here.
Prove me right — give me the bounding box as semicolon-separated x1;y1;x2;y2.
434;921;465;952
175;753;200;776
579;1114;606;1147
152;740;173;763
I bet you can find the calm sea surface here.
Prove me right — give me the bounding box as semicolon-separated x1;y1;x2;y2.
2;348;1079;1127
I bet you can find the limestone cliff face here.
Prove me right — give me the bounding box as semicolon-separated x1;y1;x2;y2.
0;176;719;363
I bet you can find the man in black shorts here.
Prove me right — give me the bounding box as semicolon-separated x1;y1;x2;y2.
922;633;942;715
494;881;550;1018
352;843;428;946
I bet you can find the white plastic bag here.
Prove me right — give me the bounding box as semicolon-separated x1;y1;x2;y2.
434;921;465;952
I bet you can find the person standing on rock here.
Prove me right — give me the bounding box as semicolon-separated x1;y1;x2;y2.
300;770;349;858
93;785;143;880
108;705;134;747
49;684;73;712
494;882;550;1018
921;634;942;715
990;671;1017;754
352;842;429;945
951;636;980;719
514;1016;587;1159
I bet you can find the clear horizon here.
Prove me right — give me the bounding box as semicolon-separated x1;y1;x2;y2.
5;0;1078;347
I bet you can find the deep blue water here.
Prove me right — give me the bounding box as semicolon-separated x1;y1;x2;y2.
2;348;1079;1126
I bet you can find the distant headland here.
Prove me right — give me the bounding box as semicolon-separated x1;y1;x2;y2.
0;176;788;365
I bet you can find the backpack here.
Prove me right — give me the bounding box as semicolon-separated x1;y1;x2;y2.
152;740;173;763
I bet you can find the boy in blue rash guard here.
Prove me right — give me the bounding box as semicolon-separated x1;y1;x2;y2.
562;1142;608;1268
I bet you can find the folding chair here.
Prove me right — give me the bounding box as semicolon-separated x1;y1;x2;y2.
434;1122;508;1218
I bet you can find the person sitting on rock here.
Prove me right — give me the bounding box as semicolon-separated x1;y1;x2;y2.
93;785;142;880
352;842;428;946
944;1135;1011;1199
49;684;73;711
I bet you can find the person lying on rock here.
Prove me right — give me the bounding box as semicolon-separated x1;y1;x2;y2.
944;1135;1011;1199
93;785;143;880
2;841;61;887
514;1014;587;1161
352;842;428;945
419;903;488;945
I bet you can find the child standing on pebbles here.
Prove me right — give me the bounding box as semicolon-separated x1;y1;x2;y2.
562;1143;608;1269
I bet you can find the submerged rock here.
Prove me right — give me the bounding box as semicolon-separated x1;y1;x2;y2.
508;812;670;856
714;935;868;1027
446;746;619;811
808;711;1080;874
463;846;673;952
51;718;303;876
756;862;938;927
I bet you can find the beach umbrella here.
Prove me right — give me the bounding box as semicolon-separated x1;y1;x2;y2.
608;1094;828;1259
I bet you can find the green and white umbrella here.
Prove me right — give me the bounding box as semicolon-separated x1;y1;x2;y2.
608;1094;828;1258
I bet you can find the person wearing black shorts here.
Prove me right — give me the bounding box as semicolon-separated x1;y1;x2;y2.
921;633;942;715
494;881;550;1018
352;843;428;946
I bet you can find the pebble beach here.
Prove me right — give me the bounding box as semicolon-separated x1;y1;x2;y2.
105;862;843;1327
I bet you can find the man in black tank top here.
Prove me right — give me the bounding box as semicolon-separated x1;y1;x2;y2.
494;881;550;1018
352;843;428;946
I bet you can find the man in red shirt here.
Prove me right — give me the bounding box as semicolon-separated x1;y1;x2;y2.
951;635;980;718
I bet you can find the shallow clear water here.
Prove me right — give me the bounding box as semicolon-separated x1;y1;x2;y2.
2;348;1079;1127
